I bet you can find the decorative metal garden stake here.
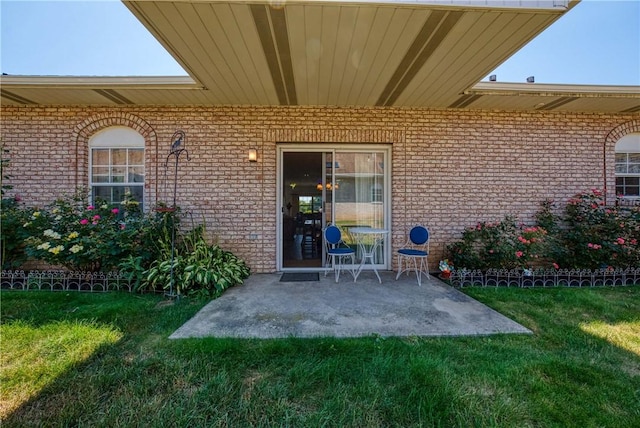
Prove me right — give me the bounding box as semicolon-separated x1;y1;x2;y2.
164;130;189;298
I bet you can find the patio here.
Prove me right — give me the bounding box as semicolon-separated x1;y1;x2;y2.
169;271;531;339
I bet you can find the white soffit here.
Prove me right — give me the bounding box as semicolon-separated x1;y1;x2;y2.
3;0;639;112
119;0;574;107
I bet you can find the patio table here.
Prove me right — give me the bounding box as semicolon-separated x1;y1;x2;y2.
349;227;389;283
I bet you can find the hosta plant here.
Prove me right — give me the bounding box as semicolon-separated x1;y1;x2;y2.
144;225;250;297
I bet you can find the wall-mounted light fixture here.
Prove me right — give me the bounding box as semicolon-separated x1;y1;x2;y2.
248;149;257;162
526;76;535;83
489;74;497;82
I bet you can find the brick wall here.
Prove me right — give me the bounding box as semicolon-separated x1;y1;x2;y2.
1;105;637;272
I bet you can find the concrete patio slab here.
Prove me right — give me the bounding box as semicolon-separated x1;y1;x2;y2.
169;271;532;339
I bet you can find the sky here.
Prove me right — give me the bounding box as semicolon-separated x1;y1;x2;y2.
0;0;639;85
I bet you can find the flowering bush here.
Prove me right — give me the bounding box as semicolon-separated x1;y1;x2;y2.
447;216;550;270
447;189;640;271
19;191;162;272
3;189;250;296
561;189;640;269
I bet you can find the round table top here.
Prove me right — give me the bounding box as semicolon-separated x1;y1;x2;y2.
349;227;388;235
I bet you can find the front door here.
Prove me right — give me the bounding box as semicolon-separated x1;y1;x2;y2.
278;146;390;271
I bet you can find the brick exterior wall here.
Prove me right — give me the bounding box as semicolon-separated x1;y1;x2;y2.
1;105;638;273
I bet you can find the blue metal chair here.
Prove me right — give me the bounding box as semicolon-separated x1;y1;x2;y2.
396;225;430;286
323;224;356;282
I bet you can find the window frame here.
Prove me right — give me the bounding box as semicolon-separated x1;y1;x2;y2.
88;127;145;209
615;133;640;200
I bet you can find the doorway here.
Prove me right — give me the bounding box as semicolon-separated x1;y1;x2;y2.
278;146;390;271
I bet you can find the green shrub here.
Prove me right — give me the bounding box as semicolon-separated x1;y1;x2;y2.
447;216;550;270
447;189;640;271
1;196;33;269
15;190;163;272
0;143;31;269
143;224;250;297
3;188;250;297
561;189;640;269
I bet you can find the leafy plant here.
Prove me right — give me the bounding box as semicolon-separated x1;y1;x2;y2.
144;224;250;297
0;143;31;269
19;189;163;272
447;216;550;270
1;196;32;269
1;141;12;197
560;189;640;269
447;189;640;271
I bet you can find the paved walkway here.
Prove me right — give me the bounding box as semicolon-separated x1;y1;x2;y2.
169;271;531;339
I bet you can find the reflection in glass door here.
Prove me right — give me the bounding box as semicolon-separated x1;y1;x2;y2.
279;147;389;271
325;151;387;267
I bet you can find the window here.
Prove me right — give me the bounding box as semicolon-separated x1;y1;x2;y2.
89;127;145;209
371;183;383;203
615;133;640;198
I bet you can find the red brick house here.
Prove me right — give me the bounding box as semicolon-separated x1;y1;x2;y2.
1;0;639;274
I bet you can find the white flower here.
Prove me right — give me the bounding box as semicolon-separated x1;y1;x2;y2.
43;229;62;240
37;242;51;250
69;244;83;254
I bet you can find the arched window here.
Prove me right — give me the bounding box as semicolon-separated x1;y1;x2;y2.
615;133;640;200
89;126;145;209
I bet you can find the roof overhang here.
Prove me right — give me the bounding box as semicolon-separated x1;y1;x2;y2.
1;0;638;112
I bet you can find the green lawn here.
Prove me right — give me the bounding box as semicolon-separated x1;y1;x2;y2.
1;286;639;427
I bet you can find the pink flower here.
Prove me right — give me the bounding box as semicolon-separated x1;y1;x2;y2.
80;218;89;225
515;251;524;258
87;205;95;211
552;262;559;269
632;239;638;245
616;237;625;245
119;223;126;230
111;208;120;214
92;215;101;221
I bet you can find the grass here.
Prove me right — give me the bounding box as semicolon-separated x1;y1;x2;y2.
1;286;639;427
